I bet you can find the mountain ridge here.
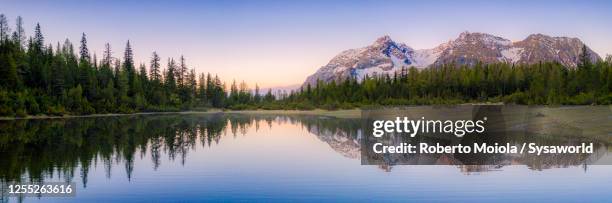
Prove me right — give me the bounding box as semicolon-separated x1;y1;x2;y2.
303;32;601;87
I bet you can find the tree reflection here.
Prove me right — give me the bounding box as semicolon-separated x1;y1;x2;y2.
0;112;609;194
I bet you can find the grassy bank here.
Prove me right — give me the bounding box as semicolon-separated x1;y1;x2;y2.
225;109;361;118
0;110;221;120
0;108;361;120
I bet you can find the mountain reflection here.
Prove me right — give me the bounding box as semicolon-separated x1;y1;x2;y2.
0;112;610;191
362;106;612;173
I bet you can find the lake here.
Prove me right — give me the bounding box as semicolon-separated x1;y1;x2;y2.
1;108;611;202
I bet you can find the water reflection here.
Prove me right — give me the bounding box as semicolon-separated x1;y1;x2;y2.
0;115;315;186
0;111;610;201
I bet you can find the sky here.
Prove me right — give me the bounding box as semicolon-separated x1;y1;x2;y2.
1;0;611;87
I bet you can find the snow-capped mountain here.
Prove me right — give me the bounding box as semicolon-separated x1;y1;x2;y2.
303;32;601;86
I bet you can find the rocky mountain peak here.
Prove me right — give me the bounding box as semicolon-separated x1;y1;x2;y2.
513;33;599;67
454;31;512;47
525;33;549;40
373;35;394;46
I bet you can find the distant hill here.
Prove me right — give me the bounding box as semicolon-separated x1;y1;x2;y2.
257;84;301;97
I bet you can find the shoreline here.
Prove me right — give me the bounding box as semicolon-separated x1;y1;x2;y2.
224;109;361;118
0;110;222;120
0;108;362;120
1;105;609;120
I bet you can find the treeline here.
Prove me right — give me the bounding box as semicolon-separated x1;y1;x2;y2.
278;52;612;109
0;14;274;116
0;14;611;117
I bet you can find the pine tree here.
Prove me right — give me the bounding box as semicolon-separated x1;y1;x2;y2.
238;81;249;104
79;33;90;63
116;66;129;106
102;43;112;67
98;43;114;88
92;53;98;69
113;59;121;87
33;23;44;49
205;73;213;101
123;41;136;96
0;14;9;42
11;16;25;49
209;75;225;107
26;23;45;88
187;69;197;103
136;63;148;98
254;84;261;103
139;63;148;83
229;79;238;105
177;55;187;87
198;73;207;104
50;53;66;98
165;58;177;91
149;52;161;82
578;45;593;92
578;45;592;69
264;89;274;102
59;40;75;88
78;35;94;100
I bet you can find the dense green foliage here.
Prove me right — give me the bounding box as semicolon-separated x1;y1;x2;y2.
279;56;612;109
0;14;610;116
0;15;238;116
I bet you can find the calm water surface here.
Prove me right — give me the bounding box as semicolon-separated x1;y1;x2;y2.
1;112;611;202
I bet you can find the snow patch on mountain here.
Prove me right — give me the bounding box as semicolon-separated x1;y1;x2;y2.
501;47;524;63
354;64;390;81
413;43;448;68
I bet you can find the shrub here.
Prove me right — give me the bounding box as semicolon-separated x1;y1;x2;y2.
502;92;527;104
46;105;66;116
15;109;27;118
294;101;315;110
569;92;595;105
228;104;249;110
